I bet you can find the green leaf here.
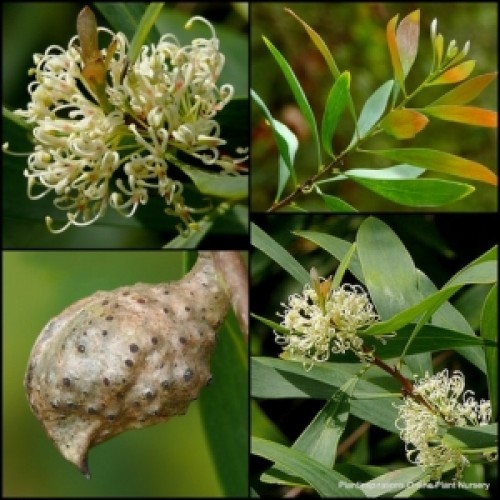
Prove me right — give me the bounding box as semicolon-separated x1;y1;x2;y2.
481;284;498;420
128;3;164;64
347;176;474;207
251;223;310;284
442;424;497;451
251;357;400;433
173;160;247;200
333;242;357;289
321;71;350;158
395;10;420;78
360;467;429;497
162;219;213;248
350;80;394;144
363;148;497;186
251;89;298;188
380;109;428;139
293;230;365;284
318;191;358;212
356;217;421;320
199;313;248;497
252;437;364;497
262;36;322;169
342;164;425;180
431;72;497;105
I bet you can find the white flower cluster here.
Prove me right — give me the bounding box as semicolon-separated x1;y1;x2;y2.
395;369;493;480
8;15;245;233
276;281;379;370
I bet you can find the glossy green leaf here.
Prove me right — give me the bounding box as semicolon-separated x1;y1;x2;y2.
347;176;474;207
128;3;164;64
251;223;310;284
431;72;497;105
386;15;405;91
360;467;429;497
365;261;497;336
262;36;322;168
395;10;420;78
293;230;365;284
252;437;364;497
350;80;394;144
442;424;497;451
356;217;421;320
429;60;476;85
318;192;358;212
251;357;400;433
251;89;298;187
481;284;498;420
380;109;429;139
321;71;350;157
332;243;357;289
173;160;247;200
199;313;248;497
342;164;425;180
364;148;498;186
422;105;497;127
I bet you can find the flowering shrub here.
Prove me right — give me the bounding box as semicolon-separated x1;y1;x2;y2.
3;5;247;244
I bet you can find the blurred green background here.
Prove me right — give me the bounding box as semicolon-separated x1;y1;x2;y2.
2;2;249;248
251;3;498;212
3;251;247;497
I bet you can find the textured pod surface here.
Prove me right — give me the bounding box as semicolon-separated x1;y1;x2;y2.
25;252;229;476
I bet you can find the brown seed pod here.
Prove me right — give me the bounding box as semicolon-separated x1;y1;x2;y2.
24;252;229;477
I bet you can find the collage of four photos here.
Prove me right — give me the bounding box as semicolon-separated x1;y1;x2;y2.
2;2;498;498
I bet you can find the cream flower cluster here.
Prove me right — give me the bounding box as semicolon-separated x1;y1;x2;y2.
275;281;379;370
8;16;245;233
395;369;493;480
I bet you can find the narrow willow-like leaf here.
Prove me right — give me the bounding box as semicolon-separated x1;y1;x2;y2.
318;192;358;213
429;60;476;85
262;36;322;169
332;243;357;289
251;223;310;284
346;176;474;207
251;437;364;497
386;15;405;92
395;10;420;78
481;284;498;420
442;424;497;451
321;72;350;157
380;109;429;139
95;3;154;41
363;148;498;186
360;467;429;497
350;80;394;145
422;105;497;127
431;72;497;105
163;219;213;248
128;2;164;64
251;89;298;187
341;164;424;180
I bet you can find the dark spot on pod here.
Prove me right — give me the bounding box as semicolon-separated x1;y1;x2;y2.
206;375;213;386
138;416;147;422
145;391;155;400
66;444;70;448
136;297;146;304
151;337;158;345
67;402;77;409
134;401;141;407
179;337;187;344
63;377;71;387
82;331;87;336
201;307;207;313
201;281;208;288
51;401;60;409
102;299;109;305
116;392;124;400
102;330;108;336
189;290;194;296
198;329;204;337
83;391;89;397
106;414;117;421
87;407;97;415
149;410;160;416
163;308;169;314
106;315;114;321
161;380;171;389
88;319;93;325
185;306;191;312
125;359;134;367
113;303;119;308
78;344;86;353
122;291;131;296
129;343;139;353
61;343;66;350
103;377;110;386
184;369;193;382
163;289;170;294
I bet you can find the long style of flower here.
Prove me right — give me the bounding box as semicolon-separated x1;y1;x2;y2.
395;369;494;481
275;278;379;370
5;9;246;233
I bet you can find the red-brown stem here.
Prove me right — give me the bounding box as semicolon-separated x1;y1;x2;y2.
210;251;248;341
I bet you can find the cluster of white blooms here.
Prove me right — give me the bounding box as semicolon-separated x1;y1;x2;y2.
275;281;379;370
395;369;493;480
7;15;245;233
